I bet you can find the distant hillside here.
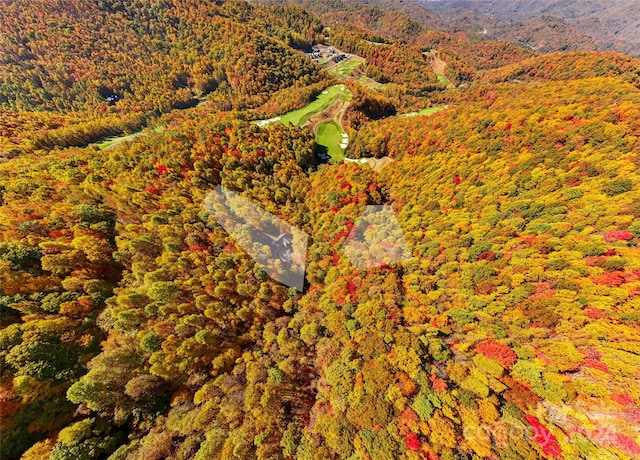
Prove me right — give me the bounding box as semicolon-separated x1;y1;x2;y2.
421;0;640;57
279;0;640;56
0;0;325;154
435;9;602;53
263;0;446;28
481;51;640;87
266;0;640;62
258;0;444;38
260;0;536;85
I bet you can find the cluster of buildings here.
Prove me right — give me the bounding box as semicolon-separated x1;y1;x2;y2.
330;53;348;63
306;46;348;63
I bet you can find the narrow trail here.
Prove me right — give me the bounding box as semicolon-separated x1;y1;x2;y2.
302;97;349;135
344;156;395;171
102;132;143;150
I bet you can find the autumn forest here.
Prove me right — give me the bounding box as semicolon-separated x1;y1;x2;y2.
1;0;640;459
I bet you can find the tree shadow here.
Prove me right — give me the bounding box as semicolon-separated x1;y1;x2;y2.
315;143;331;165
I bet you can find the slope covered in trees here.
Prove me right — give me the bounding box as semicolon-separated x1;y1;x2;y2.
480;51;640;87
2;1;640;459
424;0;640;57
0;0;324;155
260;0;537;86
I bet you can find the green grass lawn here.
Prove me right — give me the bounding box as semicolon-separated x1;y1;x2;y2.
400;106;447;118
95;132;140;150
436;73;454;88
316;121;346;162
278;85;349;126
255;85;352;161
417;106;446;116
329;56;365;76
95;126;163;150
358;75;385;90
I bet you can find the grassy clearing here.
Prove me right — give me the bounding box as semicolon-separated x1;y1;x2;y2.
277;85;349;126
255;84;352;162
95;132;141;150
329;56;365;76
358;75;385;90
316;121;346;162
95;126;163;150
436;73;454;88
418;106;446;116
400;106;447;118
92;97;206;150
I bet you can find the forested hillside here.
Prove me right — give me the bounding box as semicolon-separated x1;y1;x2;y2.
265;0;640;58
423;0;640;57
1;1;639;459
260;0;536;84
0;0;324;156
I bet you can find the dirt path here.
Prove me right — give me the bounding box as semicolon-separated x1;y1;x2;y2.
344;156;395;171
302;99;342;132
429;53;447;75
102;132;143;150
429;52;447;75
302;96;349;135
